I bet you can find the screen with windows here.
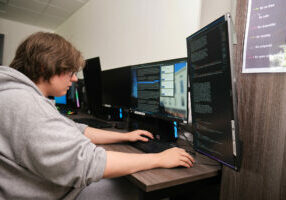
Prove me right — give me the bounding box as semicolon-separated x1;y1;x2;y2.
130;58;188;123
187;13;240;170
101;66;131;109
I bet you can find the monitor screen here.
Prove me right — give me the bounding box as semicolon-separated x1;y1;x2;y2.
83;57;102;116
130;58;188;123
101;66;131;109
187;13;239;170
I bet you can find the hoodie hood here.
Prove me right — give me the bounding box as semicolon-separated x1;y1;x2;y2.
0;66;43;96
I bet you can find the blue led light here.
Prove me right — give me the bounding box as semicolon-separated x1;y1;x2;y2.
119;108;123;119
174;121;178;138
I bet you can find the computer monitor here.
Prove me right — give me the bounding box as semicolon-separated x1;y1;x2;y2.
54;95;67;105
187;13;240;170
130;58;188;124
83;57;102;116
53;85;79;115
66;82;80;109
101;66;131;121
101;66;131;109
54;84;79;108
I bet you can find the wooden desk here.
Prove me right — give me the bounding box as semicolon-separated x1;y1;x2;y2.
101;143;221;192
70;113;221;199
100;140;221;200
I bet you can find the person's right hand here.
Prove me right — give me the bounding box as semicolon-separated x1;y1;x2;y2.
157;147;195;168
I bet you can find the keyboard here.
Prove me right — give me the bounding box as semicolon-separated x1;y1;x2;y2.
73;118;112;128
57;105;77;115
131;139;177;153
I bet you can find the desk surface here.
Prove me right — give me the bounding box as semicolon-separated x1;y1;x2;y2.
70;113;221;192
101;142;221;192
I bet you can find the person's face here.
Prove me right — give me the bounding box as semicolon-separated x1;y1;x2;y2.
48;71;78;97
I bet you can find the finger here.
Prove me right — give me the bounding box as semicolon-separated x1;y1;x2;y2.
139;136;149;142
181;151;195;163
176;148;195;163
189;155;195;163
180;156;193;167
179;160;191;168
139;130;154;139
176;147;187;152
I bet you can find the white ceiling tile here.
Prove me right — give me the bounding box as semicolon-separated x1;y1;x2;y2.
9;0;47;13
40;13;65;24
36;14;65;29
45;6;70;19
0;1;8;12
0;4;40;24
50;0;83;12
0;0;91;29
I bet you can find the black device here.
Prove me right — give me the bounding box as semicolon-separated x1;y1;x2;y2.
129;57;188;142
101;66;132;121
83;57;103;116
187;13;240;170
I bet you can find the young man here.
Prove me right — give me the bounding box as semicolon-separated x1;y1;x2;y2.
0;32;194;199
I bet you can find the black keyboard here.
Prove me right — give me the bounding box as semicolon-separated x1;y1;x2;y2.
73;118;112;128
131;139;176;153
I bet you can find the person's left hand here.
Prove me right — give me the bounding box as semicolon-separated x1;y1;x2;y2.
125;130;154;142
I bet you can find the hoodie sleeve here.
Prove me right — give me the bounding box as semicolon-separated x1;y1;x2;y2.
18;116;107;188
75;122;88;134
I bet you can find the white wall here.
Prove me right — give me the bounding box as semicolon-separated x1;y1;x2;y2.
0;0;236;69
56;0;202;70
0;18;52;66
200;0;236;27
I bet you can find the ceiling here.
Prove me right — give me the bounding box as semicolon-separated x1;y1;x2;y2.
0;0;90;30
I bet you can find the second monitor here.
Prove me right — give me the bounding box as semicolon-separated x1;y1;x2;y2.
130;58;188;124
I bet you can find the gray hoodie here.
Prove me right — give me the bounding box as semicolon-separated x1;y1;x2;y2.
0;66;107;200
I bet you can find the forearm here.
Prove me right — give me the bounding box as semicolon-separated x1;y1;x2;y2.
103;151;160;178
84;127;129;144
103;147;195;178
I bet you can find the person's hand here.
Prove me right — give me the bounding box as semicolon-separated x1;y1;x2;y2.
157;147;195;168
125;130;154;142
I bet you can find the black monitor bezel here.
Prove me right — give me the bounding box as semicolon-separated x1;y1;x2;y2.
101;65;132;110
83;57;103;117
